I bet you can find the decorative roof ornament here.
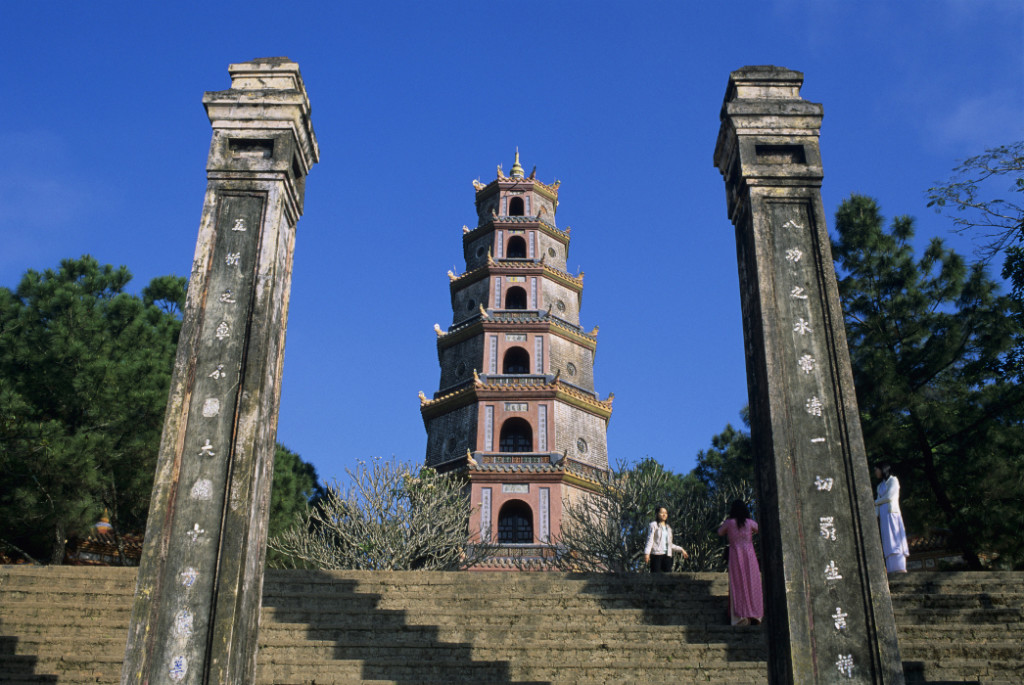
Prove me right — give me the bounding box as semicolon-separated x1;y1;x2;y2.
510;148;525;179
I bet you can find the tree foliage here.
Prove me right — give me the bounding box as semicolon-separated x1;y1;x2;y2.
269;443;325;538
0;256;323;566
0;256;185;563
926;141;1023;259
833;195;1024;569
266;443;325;567
927;141;1024;380
268;457;492;571
693;407;755;496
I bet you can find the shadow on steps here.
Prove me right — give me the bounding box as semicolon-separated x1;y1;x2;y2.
258;569;768;684
259;569;526;684
0;632;59;684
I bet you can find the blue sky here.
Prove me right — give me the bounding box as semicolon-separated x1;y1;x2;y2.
2;2;1021;480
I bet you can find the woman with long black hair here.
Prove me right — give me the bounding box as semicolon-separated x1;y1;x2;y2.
643;506;689;572
717;500;763;626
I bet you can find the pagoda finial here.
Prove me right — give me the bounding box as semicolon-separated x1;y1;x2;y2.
510;148;524;179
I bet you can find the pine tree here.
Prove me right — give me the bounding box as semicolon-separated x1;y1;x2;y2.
0;256;185;562
833;195;1024;569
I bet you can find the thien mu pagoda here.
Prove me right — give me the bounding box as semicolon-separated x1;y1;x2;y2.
420;152;613;566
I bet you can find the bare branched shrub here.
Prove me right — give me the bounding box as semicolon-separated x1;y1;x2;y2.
269;458;494;570
554;459;757;573
553;461;670;573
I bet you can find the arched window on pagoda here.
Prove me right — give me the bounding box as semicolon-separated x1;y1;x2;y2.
506;235;527;258
502;347;530;374
504;286;527;310
499;417;533;453
508;196;525;216
497;500;533;543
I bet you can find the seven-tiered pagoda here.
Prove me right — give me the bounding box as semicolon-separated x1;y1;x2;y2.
420;152;612;564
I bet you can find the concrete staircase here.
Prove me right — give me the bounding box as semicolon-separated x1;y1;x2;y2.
0;566;1021;684
888;572;1024;684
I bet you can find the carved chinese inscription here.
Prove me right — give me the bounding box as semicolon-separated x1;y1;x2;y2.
150;193;264;682
769;199;899;681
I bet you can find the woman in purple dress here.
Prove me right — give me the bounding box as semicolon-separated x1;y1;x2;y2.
717;500;763;626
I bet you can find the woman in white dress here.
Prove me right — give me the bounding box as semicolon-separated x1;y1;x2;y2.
874;463;909;574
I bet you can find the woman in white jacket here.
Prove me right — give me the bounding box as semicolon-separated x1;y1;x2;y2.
874;463;909;574
643;506;689;573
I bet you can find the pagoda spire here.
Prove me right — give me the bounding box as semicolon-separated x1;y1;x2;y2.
510;148;524;179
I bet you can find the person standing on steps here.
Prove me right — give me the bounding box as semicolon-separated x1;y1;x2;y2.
717;500;763;626
643;506;689;573
874;462;909;574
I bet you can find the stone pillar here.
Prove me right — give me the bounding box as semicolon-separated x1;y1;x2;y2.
713;66;903;684
122;57;318;685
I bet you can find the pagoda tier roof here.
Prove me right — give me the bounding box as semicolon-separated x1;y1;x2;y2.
432;453;608;490
473;176;561;202
448;260;583;290
437;311;598;350
419;375;613;422
464;217;570;243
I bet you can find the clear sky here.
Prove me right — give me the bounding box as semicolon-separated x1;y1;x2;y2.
2;2;1021;481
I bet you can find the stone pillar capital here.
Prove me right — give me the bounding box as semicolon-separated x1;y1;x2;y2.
202;57;319;184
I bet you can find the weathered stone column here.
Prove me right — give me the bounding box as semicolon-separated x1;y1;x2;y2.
122;57;318;685
714;66;903;684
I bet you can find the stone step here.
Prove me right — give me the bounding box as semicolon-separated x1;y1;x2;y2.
0;567;136;587
891;592;1024;608
897;623;1024;640
260;588;732;606
2;635;129;657
0;589;138;606
888;571;1024;593
254;659;771;685
901;657;1024;684
255;639;768;661
0;601;132;621
899;638;1024;661
893;606;1024;625
258;621;766;643
0;652;123;675
260;606;724;628
259;596;728;617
